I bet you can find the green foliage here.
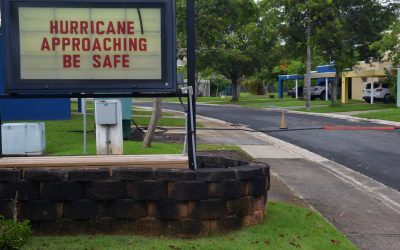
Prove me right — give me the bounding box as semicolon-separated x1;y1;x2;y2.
329;103;344;108
370;20;400;66
0;217;32;250
311;0;396;73
177;0;281;101
383;69;397;101
243;78;265;95
210;75;231;97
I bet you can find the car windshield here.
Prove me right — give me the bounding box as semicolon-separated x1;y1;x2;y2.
365;83;380;89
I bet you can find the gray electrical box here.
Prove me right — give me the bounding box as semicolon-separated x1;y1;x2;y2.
95;101;118;125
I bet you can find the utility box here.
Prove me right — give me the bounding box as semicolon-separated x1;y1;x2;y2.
95;100;123;155
95;101;118;125
1;123;45;155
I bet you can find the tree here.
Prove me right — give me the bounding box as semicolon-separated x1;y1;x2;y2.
143;98;162;148
370;20;400;66
311;0;397;103
177;0;279;101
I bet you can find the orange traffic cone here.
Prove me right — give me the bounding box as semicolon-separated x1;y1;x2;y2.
280;111;288;130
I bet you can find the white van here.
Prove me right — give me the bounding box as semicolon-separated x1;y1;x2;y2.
362;82;393;103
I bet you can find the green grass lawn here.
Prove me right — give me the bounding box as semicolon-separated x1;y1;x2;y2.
23;202;357;250
353;108;400;122
44;114;231;156
295;103;396;113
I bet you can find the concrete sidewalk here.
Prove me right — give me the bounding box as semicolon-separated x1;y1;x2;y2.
194;114;400;250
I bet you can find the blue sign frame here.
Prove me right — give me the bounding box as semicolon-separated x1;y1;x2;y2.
1;0;177;95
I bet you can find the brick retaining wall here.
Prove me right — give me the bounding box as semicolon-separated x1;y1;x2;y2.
0;156;270;237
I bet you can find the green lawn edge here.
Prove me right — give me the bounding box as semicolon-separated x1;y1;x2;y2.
23;202;357;250
353;108;400;122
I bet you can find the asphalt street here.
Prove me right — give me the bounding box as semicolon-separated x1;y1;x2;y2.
137;102;400;191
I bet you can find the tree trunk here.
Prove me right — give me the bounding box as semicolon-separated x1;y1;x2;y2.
305;14;312;111
143;98;162;148
332;71;340;104
231;77;239;102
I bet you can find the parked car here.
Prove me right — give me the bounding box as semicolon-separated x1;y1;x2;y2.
362;82;393;103
288;86;304;98
307;83;341;100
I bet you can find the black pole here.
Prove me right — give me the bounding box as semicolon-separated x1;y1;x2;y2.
186;0;197;170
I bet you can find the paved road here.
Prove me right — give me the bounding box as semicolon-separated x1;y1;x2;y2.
138;102;400;191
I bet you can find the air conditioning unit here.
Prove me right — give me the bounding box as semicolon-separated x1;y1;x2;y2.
1;123;46;156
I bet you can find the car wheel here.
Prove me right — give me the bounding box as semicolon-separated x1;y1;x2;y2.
320;91;326;100
383;94;392;104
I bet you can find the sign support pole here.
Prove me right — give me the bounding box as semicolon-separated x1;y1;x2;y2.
186;0;197;170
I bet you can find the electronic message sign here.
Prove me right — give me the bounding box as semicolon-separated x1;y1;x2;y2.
1;0;177;94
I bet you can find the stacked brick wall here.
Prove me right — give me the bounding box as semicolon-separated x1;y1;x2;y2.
0;157;270;237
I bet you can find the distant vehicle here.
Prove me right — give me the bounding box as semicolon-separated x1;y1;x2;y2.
362;82;393;103
305;82;341;100
288;86;303;98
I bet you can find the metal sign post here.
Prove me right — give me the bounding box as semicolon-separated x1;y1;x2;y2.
186;0;197;170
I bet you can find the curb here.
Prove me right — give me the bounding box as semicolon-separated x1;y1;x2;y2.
196;114;400;215
263;108;400;126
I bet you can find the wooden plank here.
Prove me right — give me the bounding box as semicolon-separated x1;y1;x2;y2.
0;155;189;169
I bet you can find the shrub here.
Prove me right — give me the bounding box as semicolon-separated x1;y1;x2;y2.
0;216;32;250
243;78;265;95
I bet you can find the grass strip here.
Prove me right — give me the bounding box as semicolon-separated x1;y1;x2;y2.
295;103;395;113
354;108;400;122
23;202;357;250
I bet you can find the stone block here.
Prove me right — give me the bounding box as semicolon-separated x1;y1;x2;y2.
126;180;167;200
41;181;83;201
67;168;110;181
107;199;147;219
0;181;39;200
249;177;266;196
66;200;106;220
0;169;22;182
170;181;208;201
195;168;235;181
112;168;154;181
87;217;119;234
243;211;264;226
190;199;227;220
156;200;188;220
131;218;166;236
214;179;242;199
231;166;264;180
154;169;196;181
40;219;88;235
168;219;209;237
24;169;66;181
227;196;256;216
20;200;62;221
85;181;126;200
215;216;243;232
0;201;13;219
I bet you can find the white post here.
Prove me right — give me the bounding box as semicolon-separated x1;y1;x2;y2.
183;112;188;156
370;84;374;104
325;78;329;101
82;98;87;155
397;68;400;108
295;79;299;99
